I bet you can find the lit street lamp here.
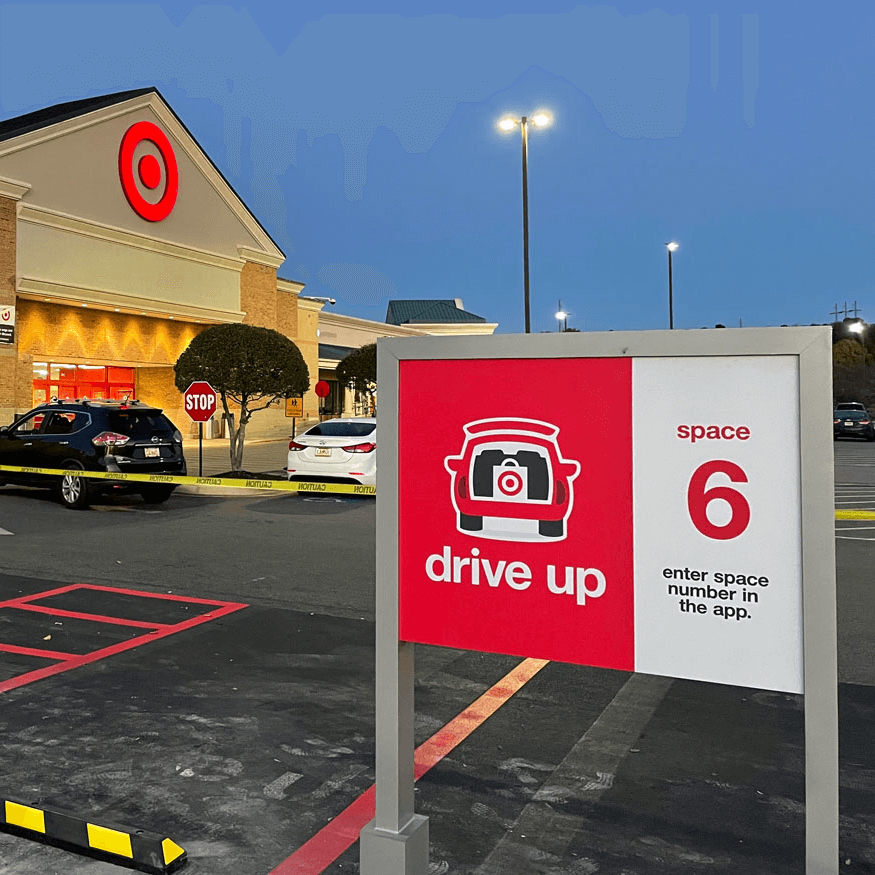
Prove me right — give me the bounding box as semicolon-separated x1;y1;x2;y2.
666;241;679;329
555;299;568;332
499;111;552;333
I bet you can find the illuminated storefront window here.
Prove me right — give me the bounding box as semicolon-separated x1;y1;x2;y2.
32;363;135;405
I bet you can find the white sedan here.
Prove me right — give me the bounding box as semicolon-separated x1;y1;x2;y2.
287;417;376;486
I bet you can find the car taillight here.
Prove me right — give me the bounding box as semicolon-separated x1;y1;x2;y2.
835;419;840;423
343;442;376;453
288;440;308;451
92;431;130;447
863;420;870;425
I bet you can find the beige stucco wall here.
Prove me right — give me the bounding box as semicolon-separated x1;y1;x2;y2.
0;93;321;440
17;217;242;317
318;311;424;349
17;300;200;366
0;105;265;258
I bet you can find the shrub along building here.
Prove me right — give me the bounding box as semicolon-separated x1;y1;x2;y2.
0;87;323;438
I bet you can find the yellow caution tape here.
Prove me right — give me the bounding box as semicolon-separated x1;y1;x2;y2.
835;509;875;520
0;464;375;495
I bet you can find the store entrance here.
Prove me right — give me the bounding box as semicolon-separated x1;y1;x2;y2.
32;364;135;406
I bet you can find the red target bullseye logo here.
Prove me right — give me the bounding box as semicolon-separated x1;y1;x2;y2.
119;121;178;221
496;467;525;497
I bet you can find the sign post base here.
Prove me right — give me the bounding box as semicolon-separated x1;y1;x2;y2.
360;814;429;875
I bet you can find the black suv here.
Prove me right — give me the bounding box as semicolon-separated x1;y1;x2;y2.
0;399;186;509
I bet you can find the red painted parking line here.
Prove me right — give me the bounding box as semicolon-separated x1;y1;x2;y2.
270;657;550;875
0;642;76;660
0;583;247;694
10;602;166;629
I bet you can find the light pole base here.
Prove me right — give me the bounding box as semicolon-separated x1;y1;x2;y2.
360;814;429;875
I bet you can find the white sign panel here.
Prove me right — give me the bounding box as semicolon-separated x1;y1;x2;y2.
0;305;14;344
632;356;803;692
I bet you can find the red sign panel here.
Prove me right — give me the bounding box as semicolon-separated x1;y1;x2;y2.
398;357;634;671
184;381;217;422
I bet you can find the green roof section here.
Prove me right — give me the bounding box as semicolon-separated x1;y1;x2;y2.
386;299;487;325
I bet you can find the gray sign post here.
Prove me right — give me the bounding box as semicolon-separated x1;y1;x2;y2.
361;326;837;875
359;335;429;874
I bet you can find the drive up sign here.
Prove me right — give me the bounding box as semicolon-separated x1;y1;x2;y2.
361;327;838;875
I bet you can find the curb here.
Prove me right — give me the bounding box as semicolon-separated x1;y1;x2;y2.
1;797;186;874
177;484;286;497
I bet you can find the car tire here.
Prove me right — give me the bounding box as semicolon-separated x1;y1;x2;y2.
538;519;565;538
58;463;91;510
459;513;483;531
140;485;176;504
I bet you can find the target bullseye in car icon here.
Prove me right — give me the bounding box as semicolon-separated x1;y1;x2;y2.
444;418;581;542
118;121;179;221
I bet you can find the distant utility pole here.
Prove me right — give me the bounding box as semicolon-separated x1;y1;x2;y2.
832;301;862;321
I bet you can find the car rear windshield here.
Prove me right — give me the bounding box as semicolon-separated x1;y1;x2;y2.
837;411;867;420
104;411;175;437
306;422;375;438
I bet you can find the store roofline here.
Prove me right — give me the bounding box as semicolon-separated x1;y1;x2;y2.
0;86;286;262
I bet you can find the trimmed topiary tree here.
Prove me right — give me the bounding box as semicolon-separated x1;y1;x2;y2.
336;343;377;414
174;323;309;472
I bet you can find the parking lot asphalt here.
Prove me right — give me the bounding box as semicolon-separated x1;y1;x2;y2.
2;566;874;875
0;439;873;873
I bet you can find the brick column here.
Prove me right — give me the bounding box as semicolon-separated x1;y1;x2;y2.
240;261;278;329
0;196;19;419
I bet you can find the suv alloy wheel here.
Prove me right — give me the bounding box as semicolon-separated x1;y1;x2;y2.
59;461;90;510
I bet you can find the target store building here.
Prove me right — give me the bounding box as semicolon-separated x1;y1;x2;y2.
0;87;322;435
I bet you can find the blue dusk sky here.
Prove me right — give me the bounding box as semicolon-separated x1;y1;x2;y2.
0;2;871;334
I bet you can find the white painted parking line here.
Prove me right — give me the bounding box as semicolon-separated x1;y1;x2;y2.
475;673;673;874
0;527;11;536
263;771;303;799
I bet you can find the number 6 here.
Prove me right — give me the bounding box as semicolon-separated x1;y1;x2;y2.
687;460;750;540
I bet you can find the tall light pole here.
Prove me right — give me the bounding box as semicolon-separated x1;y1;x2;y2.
666;241;679;329
499;111;552;333
555;299;568;332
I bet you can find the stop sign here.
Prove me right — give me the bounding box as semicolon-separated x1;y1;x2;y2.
315;380;330;398
184;381;217;422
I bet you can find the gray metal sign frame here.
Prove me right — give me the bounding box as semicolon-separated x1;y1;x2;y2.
360;326;837;875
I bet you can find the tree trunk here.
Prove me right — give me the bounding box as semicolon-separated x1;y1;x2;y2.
219;394;248;473
230;417;247;472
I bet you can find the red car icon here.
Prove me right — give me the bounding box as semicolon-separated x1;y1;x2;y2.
444;418;580;540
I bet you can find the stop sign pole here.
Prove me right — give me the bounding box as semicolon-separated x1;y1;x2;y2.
184;381;218;476
315;380;330;420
